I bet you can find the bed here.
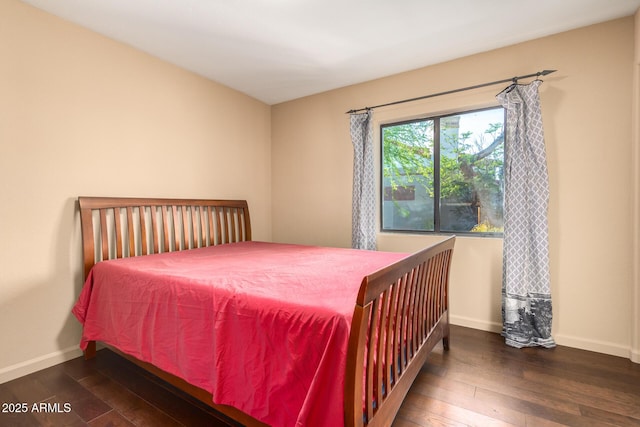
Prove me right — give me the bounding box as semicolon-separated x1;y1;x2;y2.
73;196;455;427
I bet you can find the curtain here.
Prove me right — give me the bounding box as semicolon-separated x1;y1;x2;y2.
350;111;376;250
497;80;555;348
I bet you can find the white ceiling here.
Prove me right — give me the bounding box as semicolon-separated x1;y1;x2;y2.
21;0;640;105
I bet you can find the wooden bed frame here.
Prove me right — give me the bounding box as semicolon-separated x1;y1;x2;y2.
77;196;455;427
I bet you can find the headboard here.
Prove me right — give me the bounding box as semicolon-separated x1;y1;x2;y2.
78;197;251;280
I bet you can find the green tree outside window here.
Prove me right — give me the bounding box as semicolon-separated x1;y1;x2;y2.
382;107;504;234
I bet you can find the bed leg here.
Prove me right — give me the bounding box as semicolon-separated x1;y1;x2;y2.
84;341;97;360
442;316;450;351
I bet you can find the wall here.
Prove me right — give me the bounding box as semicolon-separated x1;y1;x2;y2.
632;9;640;363
272;17;637;359
0;0;272;382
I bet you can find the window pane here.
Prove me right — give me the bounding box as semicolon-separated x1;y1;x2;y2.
439;108;504;233
382;120;434;231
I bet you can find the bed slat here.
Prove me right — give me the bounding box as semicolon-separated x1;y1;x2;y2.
214;207;222;245
99;209;109;261
139;206;148;255
150;206;159;253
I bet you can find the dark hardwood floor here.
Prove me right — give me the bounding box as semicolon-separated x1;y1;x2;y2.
1;326;639;426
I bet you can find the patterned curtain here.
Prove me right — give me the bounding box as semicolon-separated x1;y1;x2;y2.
350;111;376;250
497;80;555;348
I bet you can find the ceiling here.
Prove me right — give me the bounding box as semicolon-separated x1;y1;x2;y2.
21;0;640;105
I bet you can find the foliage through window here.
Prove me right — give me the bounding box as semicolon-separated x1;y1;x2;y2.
381;107;505;235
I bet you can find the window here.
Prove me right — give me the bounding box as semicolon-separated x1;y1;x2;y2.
381;107;505;235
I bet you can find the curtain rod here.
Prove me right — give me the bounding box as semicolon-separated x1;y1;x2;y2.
346;69;557;114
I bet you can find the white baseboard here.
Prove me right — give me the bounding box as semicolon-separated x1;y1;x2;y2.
2;322;638;385
450;314;502;334
0;346;84;384
450;315;637;363
554;334;634;360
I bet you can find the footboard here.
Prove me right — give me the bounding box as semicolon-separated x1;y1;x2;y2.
345;236;455;427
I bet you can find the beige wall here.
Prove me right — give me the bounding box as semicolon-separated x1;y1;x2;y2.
0;0;272;382
632;9;640;363
273;17;638;359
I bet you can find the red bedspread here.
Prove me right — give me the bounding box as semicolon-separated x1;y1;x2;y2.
72;241;407;427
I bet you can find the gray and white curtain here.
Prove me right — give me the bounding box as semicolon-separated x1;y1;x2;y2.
497;80;555;348
350;111;376;250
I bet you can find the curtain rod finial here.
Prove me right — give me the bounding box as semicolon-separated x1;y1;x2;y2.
345;108;372;114
540;69;557;76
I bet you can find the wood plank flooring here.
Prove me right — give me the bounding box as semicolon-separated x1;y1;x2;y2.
1;325;638;426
